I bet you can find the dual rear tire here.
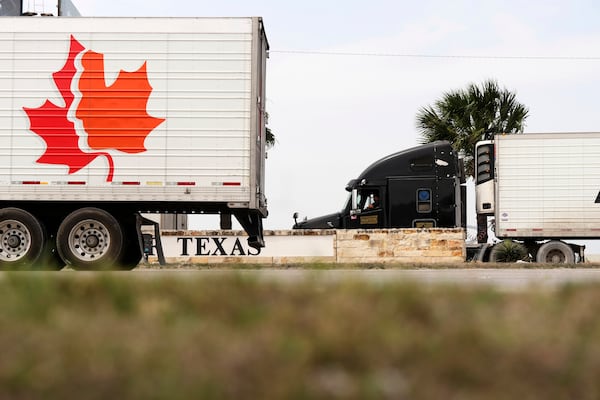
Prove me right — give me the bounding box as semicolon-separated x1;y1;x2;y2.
536;240;575;264
56;208;123;270
0;207;141;270
0;208;45;269
57;208;141;270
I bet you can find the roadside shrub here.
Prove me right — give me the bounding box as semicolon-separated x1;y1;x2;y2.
490;240;528;262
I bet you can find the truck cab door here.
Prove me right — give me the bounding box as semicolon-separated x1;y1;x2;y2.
388;178;438;228
343;188;384;229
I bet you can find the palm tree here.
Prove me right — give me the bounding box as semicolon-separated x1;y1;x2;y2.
416;79;529;175
265;112;275;149
266;127;275;149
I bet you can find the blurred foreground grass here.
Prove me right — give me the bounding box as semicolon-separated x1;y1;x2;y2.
1;272;600;399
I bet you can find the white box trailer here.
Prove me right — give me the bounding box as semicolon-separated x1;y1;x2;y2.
475;133;600;262
0;16;268;269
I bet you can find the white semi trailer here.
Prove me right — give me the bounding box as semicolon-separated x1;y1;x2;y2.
0;16;269;269
475;132;600;263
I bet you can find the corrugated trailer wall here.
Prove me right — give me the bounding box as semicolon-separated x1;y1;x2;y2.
495;133;600;238
0;17;266;206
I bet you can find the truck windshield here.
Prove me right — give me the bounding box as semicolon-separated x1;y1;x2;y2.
343;193;351;212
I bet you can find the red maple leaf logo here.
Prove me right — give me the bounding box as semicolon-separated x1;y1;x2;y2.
23;35;165;182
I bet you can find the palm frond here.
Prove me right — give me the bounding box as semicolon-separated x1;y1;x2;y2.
416;79;529;175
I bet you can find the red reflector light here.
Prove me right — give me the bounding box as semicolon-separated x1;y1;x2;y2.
68;181;86;185
122;182;141;186
223;182;241;186
177;182;196;186
22;181;41;185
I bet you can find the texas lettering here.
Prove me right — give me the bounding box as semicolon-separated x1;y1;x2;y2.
177;237;261;257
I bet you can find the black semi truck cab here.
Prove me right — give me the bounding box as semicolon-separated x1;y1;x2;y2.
293;141;466;230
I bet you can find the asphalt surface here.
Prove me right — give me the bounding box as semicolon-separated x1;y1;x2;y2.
129;268;600;290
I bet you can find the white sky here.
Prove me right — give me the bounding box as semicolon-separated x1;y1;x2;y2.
45;0;600;232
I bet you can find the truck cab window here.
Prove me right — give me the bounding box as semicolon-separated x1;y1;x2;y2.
362;190;381;210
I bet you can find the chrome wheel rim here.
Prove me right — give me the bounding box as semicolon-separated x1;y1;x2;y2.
0;219;32;262
546;250;565;264
68;219;111;262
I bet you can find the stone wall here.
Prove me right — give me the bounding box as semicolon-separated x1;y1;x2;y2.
151;228;465;265
336;229;465;264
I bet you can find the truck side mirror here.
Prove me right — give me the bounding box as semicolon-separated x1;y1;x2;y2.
351;189;358;210
349;189;362;217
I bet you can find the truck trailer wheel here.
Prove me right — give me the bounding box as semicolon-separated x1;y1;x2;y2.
57;208;123;270
0;208;45;269
536;241;575;264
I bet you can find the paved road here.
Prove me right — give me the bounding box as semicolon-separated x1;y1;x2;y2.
131;268;600;290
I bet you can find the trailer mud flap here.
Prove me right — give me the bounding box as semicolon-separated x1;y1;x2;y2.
233;210;265;249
